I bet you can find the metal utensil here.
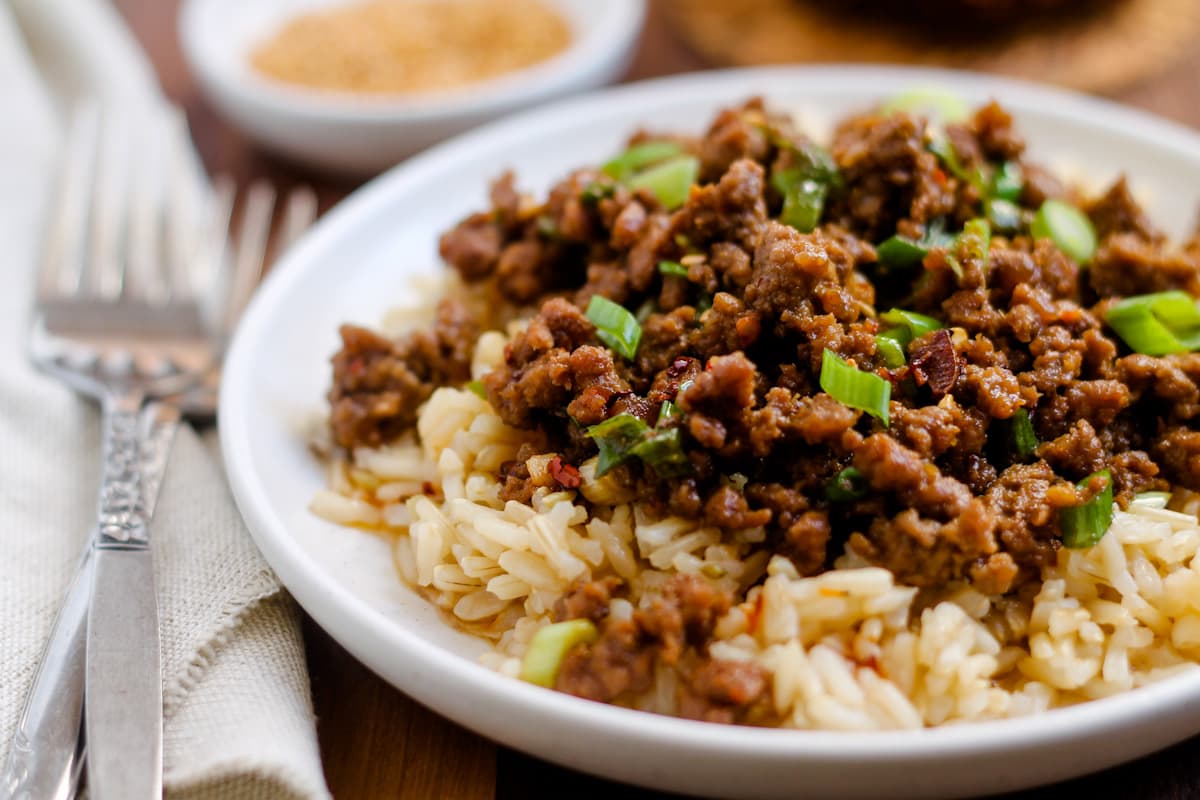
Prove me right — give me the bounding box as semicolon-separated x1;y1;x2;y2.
2;144;316;800
24;105;218;800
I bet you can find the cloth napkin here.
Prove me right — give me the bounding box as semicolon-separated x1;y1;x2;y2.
0;2;331;798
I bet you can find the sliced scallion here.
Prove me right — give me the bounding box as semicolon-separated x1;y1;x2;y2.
879;308;943;348
875;334;907;368
586;295;642;360
960;217;991;268
628;155;699;210
825;467;869;502
1060;469;1114;549
927;136;984;188
880;88;969;123
586;413;649;476
875;219;954;271
658;260;689;278
991;161;1024;202
1031;199;1097;264
986;198;1022;233
772;168;827;233
602;141;683;181
580;180;616;205
466;379;487;399
1010;408;1038;459
876;236;928;270
658;400;683;425
519;619;599;687
629;427;690;477
1106;290;1200;356
819;349;891;426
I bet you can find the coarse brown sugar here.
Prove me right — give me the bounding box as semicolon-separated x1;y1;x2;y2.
250;0;572;95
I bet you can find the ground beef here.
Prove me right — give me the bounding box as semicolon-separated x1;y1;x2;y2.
553;575;767;721
328;298;476;449
333;97;1200;652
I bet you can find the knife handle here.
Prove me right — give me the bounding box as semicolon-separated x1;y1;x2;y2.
84;395;162;800
85;547;162;800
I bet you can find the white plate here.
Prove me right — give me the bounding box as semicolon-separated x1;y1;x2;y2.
219;66;1200;799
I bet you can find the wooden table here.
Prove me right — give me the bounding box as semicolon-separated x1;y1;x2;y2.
115;1;1200;796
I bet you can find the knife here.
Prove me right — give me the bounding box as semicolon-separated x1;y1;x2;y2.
1;402;181;800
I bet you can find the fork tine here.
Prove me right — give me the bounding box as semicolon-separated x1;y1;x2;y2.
224;180;276;331
125;110;170;305
164;110;211;303
38;104;100;302
85;112;133;299
278;186;318;253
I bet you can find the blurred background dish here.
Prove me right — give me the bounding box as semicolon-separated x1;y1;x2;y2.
664;0;1199;94
179;0;646;175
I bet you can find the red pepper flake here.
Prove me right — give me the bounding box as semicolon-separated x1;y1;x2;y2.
548;456;582;489
933;167;948;187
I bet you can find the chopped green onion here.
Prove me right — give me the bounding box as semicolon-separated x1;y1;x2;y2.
466;379;487;399
772;169;827;233
927;136;983;188
1031;199;1097;264
695;293;713;315
825;467;869;502
658;400;683;425
1060;469;1114;549
519;619;599;687
986;198;1022;233
602;140;683;181
580;181;616;205
1106;290;1200;356
586;410;690;477
634;299;657;324
586;413;649;476
875;220;953;271
879;308;943;348
1010;408;1038;459
1132;491;1171;509
629;427;690;477
960;217;991;267
876;236;928;270
991;161;1024;202
875;334;907;368
658;260;689;278
795;141;840;185
586;296;642;360
628;155;699;210
819;349;891;425
535;215;559;239
880;88;969;123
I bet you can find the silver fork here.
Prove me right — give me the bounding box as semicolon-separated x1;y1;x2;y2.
27;106;228;800
2;176;316;800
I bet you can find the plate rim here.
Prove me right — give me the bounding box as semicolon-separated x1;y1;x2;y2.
219;63;1200;775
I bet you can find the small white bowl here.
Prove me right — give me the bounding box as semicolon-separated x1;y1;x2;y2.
179;0;646;175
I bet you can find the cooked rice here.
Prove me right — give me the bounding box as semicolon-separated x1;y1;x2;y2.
313;321;1200;730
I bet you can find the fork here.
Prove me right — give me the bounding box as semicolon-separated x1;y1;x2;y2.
24;104;253;800
10;98;318;799
2;169;316;800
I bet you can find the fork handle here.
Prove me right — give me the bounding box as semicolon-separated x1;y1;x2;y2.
86;391;163;800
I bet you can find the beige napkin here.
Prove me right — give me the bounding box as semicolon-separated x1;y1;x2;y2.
0;2;330;798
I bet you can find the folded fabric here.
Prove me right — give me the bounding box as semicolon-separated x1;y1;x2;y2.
0;2;330;797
